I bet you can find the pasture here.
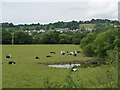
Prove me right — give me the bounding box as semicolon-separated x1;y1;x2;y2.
2;45;118;88
0;45;2;89
80;24;96;28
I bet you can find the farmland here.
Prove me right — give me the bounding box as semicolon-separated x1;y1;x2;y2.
80;24;96;28
2;45;118;88
0;45;2;89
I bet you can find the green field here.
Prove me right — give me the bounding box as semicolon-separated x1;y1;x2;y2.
80;24;96;28
2;45;118;88
0;45;2;89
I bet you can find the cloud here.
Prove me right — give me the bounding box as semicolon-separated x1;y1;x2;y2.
1;0;119;2
1;1;119;24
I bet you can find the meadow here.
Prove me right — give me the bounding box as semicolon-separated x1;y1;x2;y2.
0;45;2;89
80;24;96;28
2;45;118;88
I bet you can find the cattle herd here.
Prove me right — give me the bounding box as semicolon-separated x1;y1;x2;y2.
61;50;79;56
5;50;98;72
35;50;80;59
6;53;16;64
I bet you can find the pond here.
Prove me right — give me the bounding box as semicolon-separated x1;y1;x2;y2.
48;63;80;68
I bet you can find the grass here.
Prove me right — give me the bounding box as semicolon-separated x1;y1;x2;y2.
2;45;118;88
80;24;96;28
0;45;2;89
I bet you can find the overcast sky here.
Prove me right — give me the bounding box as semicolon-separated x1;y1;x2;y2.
1;0;120;24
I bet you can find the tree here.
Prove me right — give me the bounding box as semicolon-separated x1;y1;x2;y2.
59;34;72;44
14;31;33;44
2;30;12;44
80;33;97;48
94;29;118;57
82;43;95;57
52;21;66;28
34;31;59;44
66;21;79;29
80;32;97;56
72;33;87;44
33;34;44;44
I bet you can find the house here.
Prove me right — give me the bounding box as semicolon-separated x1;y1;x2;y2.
80;24;96;32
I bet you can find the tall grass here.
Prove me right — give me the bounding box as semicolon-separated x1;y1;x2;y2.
43;68;118;88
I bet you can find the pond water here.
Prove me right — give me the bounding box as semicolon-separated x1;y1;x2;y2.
48;64;80;68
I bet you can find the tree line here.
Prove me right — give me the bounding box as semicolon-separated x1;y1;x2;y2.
2;19;119;31
2;19;119;45
2;30;88;44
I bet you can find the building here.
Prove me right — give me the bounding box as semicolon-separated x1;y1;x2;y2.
80;24;96;32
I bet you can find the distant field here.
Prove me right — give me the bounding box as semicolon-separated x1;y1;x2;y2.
80;24;96;28
0;45;2;59
2;45;118;88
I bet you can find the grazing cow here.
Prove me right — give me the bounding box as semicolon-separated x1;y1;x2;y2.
36;56;39;59
6;53;12;58
73;51;77;56
74;51;77;54
50;52;56;54
73;53;77;56
46;55;52;57
69;51;77;56
9;53;12;58
69;52;74;55
71;67;77;72
8;61;16;64
6;55;10;58
61;51;65;55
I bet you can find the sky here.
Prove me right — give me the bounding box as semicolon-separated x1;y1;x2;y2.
1;0;120;24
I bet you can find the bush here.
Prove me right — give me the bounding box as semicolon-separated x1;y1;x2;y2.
82;43;95;57
106;50;119;66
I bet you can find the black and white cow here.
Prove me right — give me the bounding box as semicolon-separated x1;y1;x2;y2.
6;53;12;58
8;61;16;64
46;55;52;57
50;52;56;54
61;51;65;55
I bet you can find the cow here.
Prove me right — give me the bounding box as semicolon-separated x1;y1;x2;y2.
74;51;77;54
73;53;77;56
6;53;12;59
46;55;52;57
69;51;77;56
69;52;74;55
6;55;10;58
71;67;77;72
73;51;77;56
9;53;12;58
8;61;16;64
50;52;56;54
35;56;39;59
61;51;65;55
